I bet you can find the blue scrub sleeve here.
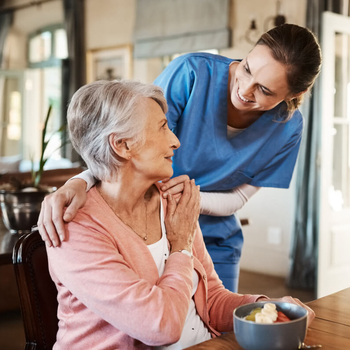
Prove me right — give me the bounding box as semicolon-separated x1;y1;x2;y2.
250;118;304;189
153;56;194;130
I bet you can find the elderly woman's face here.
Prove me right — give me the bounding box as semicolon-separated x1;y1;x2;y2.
230;44;292;112
131;98;180;181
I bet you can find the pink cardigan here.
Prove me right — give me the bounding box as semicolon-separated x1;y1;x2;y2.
47;186;264;349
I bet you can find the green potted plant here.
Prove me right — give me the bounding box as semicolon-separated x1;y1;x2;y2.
0;105;65;234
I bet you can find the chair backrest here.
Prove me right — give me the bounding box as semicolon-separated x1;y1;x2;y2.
13;229;58;350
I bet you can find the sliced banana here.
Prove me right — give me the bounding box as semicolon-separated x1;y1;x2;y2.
255;313;274;324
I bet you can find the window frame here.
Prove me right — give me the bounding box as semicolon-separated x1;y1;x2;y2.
27;24;67;69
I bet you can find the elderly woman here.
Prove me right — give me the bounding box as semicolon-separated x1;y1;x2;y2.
46;80;314;349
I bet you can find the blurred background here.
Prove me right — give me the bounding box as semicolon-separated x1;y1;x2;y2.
0;1;350;349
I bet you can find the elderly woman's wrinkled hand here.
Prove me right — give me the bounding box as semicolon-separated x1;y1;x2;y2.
165;179;200;254
161;175;190;203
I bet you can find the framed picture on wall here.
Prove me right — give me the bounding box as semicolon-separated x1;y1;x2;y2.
86;44;132;83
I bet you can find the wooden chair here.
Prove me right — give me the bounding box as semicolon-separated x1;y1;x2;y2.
12;228;58;350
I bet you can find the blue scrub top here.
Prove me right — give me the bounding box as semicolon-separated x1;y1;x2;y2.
154;53;303;264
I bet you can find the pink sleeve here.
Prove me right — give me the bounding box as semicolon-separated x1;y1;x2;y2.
192;223;268;332
47;216;194;346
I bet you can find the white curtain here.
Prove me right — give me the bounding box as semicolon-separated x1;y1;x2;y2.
133;0;231;58
0;12;13;68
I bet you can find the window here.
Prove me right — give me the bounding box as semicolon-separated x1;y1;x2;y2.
28;24;68;68
21;25;69;167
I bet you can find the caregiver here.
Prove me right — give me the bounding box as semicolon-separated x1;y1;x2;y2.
38;24;322;292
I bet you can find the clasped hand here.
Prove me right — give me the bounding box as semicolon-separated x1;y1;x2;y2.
164;179;201;254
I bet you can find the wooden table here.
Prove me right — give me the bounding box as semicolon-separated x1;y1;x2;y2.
185;288;350;349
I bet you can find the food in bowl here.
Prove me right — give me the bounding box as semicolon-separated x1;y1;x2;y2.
234;301;308;350
244;302;291;323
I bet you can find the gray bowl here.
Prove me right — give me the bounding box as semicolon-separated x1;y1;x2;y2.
234;301;307;350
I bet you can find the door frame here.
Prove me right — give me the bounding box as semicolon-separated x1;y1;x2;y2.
318;11;350;298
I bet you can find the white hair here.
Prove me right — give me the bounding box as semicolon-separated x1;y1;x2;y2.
67;80;168;181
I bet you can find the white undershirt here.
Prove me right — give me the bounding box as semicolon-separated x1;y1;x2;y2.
151;199;212;349
227;124;246;138
200;183;260;216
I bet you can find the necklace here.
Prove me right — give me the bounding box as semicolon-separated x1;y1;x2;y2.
98;188;148;241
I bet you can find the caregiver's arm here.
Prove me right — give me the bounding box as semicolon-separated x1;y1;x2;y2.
161;177;260;216
70;169;96;191
200;184;260;216
38;170;95;246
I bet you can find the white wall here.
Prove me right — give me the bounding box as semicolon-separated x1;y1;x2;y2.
85;0;159;82
11;1;63;34
85;0;135;50
85;0;164;83
222;0;307;59
238;177;298;277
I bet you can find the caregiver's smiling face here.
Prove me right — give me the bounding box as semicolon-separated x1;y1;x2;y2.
230;44;292;113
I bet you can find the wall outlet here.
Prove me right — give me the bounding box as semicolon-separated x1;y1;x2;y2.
267;227;282;245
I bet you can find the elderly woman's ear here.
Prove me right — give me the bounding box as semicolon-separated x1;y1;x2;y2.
108;134;131;160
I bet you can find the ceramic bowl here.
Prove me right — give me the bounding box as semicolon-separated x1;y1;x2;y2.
234;301;308;350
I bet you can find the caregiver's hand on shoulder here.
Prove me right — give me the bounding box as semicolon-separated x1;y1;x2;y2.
38;179;87;247
165;179;200;254
161;175;191;202
259;296;315;327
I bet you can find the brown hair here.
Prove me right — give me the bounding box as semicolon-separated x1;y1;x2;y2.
256;24;322;120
